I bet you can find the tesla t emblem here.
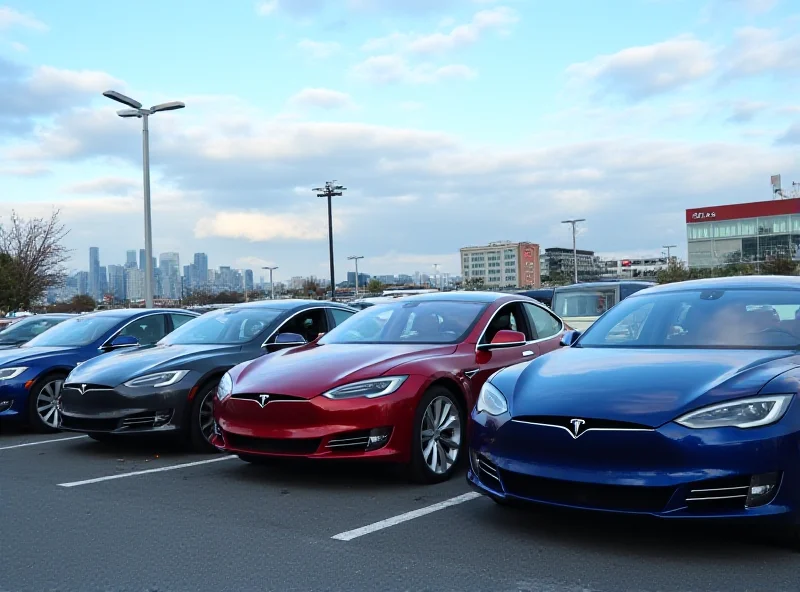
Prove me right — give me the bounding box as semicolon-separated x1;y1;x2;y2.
258;394;270;408
569;418;585;438
79;384;87;395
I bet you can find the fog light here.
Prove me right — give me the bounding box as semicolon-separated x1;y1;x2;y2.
153;410;172;427
0;399;12;412
366;427;392;451
746;472;780;507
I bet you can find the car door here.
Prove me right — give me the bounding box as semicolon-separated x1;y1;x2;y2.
271;307;330;345
523;302;565;355
116;313;171;346
327;307;356;329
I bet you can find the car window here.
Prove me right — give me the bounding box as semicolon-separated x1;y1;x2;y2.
602;302;655;344
24;315;122;347
277;309;328;342
330;308;356;327
161;307;282;345
523;303;562;340
552;288;618;318
480;302;532;344
0;317;68;344
170;314;195;330
118;314;167;345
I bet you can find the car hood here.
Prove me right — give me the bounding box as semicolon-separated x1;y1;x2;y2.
0;342;21;350
0;345;78;367
508;347;800;427
67;343;243;386
232;342;457;399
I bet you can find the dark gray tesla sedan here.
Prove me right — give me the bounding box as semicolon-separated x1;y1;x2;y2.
58;300;357;451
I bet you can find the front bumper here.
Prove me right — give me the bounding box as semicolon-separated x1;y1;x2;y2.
0;378;35;419
58;379;196;435
468;410;800;523
212;375;427;462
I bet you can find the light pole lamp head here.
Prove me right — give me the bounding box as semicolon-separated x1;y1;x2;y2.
150;101;185;113
103;90;142;109
116;108;143;118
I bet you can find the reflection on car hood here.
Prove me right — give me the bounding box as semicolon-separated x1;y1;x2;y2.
231;342;457;399
508;347;800;428
0;345;77;366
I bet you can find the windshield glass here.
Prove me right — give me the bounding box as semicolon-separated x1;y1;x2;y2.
579;288;800;349
0;316;69;344
552;287;618;318
320;300;487;344
160;307;282;345
24;315;121;347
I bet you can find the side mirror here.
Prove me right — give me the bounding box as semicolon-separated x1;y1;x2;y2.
559;330;582;347
265;332;307;351
108;335;139;349
477;329;527;351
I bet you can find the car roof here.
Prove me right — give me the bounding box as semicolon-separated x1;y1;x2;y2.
638;275;800;295
218;299;354;311
394;291;512;304
87;308;199;318
554;280;655;292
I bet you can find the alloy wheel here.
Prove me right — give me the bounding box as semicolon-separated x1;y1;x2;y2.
37;379;64;429
420;395;462;475
198;390;215;444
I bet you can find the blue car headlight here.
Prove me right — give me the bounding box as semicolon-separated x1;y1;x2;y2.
476;382;508;416
216;372;233;402
0;367;27;380
675;394;793;429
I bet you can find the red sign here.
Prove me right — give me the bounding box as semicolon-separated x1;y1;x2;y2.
621;260;631;267
686;198;800;223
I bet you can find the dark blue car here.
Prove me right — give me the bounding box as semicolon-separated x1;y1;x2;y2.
0;308;198;432
468;276;800;547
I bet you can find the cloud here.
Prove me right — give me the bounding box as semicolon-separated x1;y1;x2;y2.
194;210;341;242
288;88;354;110
255;1;279;15
776;123;800;145
0;6;47;31
297;39;341;58
352;54;476;84
725;0;779;14
567;35;716;100
725;100;768;123
62;177;140;196
722;27;800;79
363;6;518;55
235;256;278;269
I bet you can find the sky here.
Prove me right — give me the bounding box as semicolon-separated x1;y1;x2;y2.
0;0;799;283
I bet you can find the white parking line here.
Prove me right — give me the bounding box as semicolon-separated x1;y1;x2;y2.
0;435;89;451
331;492;482;541
57;455;238;487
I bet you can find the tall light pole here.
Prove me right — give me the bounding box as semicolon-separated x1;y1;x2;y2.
262;266;278;300
103;90;185;309
313;181;346;301
561;219;586;284
663;244;677;269
348;256;364;297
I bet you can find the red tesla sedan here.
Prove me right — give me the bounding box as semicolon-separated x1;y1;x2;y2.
211;291;567;483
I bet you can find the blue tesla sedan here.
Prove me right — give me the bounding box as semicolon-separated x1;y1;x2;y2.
0;308;197;432
468;276;800;545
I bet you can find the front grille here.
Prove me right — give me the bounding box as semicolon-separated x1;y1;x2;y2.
684;476;750;511
62;383;114;392
326;430;371;451
229;393;305;404
60;415;120;432
225;432;321;455
514;415;652;431
120;410;173;429
499;469;674;513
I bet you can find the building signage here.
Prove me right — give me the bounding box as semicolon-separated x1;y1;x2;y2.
691;212;716;220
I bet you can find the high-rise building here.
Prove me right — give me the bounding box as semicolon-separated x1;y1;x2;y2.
125;267;146;301
139;249;146;271
107;265;126;301
460;241;541;289
98;266;108;297
244;269;254;292
126;250;137;268
159;252;180;299
88;247;101;300
77;271;89;296
193;253;208;289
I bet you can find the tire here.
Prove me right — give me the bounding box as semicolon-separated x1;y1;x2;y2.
27;373;66;433
408;386;466;484
187;381;219;453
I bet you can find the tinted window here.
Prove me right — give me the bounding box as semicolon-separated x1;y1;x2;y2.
162;307;282;345
330;308;356;326
0;317;69;344
24;315;122;347
170;314;195;330
480;302;532;343
579;289;800;349
118;314;167;345
552;287;617;318
524;303;562;339
321;300;486;345
277;309;328;342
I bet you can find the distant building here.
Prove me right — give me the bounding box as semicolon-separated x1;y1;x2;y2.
600;257;668;279
460;241;541;289
107;265;126;301
347;271;370;287
540;247;601;282
88;247;100;300
126;267;146;301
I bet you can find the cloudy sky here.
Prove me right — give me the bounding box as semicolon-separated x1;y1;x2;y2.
0;0;798;283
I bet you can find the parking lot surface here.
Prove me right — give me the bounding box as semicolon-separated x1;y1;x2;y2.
2;424;800;592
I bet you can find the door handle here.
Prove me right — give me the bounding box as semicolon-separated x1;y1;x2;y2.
522;350;536;357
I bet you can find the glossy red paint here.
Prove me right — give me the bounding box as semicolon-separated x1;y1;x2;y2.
490;329;526;344
212;293;566;465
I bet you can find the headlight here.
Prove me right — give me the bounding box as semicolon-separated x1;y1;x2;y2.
476;381;508;416
675;394;793;429
123;370;189;388
322;376;408;399
216;372;233;402
0;367;27;380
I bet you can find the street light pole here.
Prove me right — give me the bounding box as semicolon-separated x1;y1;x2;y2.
663;245;677;268
348;256;364;297
263;266;278;300
561;219;586;284
313;181;346;301
103;90;185;309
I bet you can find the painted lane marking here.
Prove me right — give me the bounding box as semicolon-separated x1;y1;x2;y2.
331;492;482;541
0;435;89;451
58;455;237;487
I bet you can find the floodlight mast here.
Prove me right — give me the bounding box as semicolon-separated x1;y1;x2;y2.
103;90;185;308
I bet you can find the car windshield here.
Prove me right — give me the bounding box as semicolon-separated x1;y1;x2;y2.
0;316;68;344
552;287;618;318
579;288;800;349
320;300;487;344
23;315;122;348
160;307;282;345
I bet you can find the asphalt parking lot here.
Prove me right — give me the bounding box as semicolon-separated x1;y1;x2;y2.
2;425;800;592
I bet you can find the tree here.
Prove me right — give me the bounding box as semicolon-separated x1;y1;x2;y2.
367;279;383;294
761;256;798;276
0;210;70;310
